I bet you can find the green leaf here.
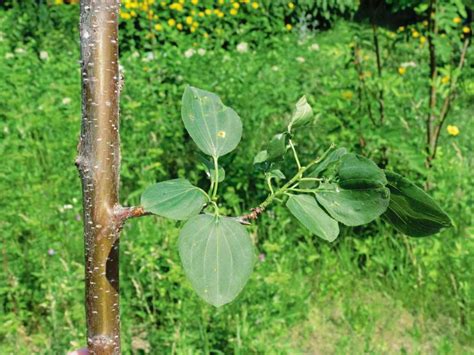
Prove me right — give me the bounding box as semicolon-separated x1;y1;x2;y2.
337;154;387;189
310;147;348;178
267;133;288;160
301;147;347;188
198;154;225;183
316;183;390;226
288;96;313;132
253;150;268;164
182;86;242;158
286;194;339;242
266;169;286;180
383;171;452;237
141;179;208;220
178;214;255;307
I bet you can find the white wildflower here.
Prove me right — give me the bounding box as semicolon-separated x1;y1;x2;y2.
236;42;249;53
197;48;206;56
401;61;417;68
184;48;196;58
15;48;26;54
309;43;320;51
296;56;305;63
143;52;155;62
271;65;279;72
39;51;49;60
5;53;14;59
62;97;72;105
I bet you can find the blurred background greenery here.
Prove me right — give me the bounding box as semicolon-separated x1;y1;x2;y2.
0;0;473;353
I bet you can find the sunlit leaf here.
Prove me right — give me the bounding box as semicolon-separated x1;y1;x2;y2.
182;86;242;158
337;153;387;189
288;96;314;132
316;183;390;226
141;179;208;220
286;194;339;242
382;171;452;237
179;214;255;307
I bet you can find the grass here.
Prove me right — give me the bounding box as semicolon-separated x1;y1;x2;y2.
0;9;473;354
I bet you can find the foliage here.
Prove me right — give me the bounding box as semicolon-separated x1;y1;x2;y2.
140;86;450;306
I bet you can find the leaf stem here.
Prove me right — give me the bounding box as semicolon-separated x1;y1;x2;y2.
247;144;335;214
211;156;219;200
288;139;301;170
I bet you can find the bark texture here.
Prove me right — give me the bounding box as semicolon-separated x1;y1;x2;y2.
77;1;122;353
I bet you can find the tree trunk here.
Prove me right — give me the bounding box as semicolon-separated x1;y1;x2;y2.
77;1;122;353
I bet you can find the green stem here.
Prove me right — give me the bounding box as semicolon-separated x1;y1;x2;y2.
211;156;219;200
266;176;275;195
288;139;301;170
256;144;334;211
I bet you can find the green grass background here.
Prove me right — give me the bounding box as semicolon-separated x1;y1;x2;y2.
0;6;473;354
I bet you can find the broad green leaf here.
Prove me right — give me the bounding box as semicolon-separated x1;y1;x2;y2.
286;194;339;242
141;179;208;220
288;96;313;132
267;133;288;160
198;154;225;183
182;86;242;158
316;183;390;226
337;153;387;189
178;214;255;307
310;147;348;178
383;171;452;237
301;147;347;188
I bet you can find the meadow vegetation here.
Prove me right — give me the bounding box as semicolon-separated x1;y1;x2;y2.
0;0;473;353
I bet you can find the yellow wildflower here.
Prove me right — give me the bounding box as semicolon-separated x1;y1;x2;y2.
55;0;63;4
285;24;292;31
160;1;166;6
453;17;461;24
191;0;199;4
217;11;224;18
463;26;470;33
252;2;259;9
230;8;238;15
398;67;406;75
179;0;185;4
154;23;163;31
233;2;240;9
341;91;353;100
398;26;405;32
198;12;204;17
120;12;132;20
447;125;460;136
186;16;193;25
288;2;295;9
441;76;450;85
168;18;176;27
218;0;224;4
205;9;212;15
203;32;209;38
130;10;137;17
412;30;420;38
177;23;183;31
192;21;199;28
422;20;428;27
420;36;427;44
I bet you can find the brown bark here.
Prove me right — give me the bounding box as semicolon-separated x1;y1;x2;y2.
77;1;122;353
